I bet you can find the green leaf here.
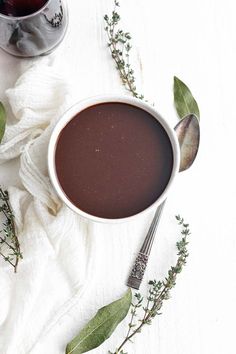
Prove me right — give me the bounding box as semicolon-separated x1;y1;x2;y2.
174;76;200;119
0;102;6;143
66;289;132;354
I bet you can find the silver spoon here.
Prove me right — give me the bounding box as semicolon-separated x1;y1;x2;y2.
127;114;200;290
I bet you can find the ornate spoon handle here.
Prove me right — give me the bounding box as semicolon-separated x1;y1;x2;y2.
127;201;166;290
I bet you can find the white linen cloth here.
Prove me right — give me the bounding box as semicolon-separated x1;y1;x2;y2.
0;58;100;354
0;57;165;354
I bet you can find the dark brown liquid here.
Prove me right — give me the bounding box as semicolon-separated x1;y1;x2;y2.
55;103;173;219
0;0;47;17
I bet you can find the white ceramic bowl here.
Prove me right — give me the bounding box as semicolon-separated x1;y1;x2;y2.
48;95;180;223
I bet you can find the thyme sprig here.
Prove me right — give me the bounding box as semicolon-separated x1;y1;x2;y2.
0;188;22;272
104;1;145;100
110;216;190;354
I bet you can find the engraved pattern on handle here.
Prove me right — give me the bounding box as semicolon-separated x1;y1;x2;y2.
127;201;166;290
127;253;149;289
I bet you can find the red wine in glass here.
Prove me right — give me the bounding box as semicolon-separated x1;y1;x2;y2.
0;0;68;57
0;0;47;17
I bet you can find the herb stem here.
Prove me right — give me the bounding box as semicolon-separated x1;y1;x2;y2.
0;251;15;268
104;1;145;100
116;321;142;352
0;187;22;272
107;30;135;97
112;216;190;354
126;309;135;338
0;236;17;252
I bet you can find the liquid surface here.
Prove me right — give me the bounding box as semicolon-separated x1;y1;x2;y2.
55;103;173;219
0;0;47;17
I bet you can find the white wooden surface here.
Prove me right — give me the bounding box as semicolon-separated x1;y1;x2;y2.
1;0;236;353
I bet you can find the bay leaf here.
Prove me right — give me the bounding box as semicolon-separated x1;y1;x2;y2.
66;288;132;354
0;102;6;143
174;76;200;119
174;114;200;172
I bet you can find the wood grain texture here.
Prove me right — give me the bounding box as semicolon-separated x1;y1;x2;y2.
0;0;236;353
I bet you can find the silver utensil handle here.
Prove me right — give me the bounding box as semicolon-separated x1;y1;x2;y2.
127;201;166;290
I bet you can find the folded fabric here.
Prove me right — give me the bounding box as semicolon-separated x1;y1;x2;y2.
0;57;154;354
0;58;98;353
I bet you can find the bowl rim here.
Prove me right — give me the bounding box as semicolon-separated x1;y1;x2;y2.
48;94;180;223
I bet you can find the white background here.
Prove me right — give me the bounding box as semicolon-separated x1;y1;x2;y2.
0;0;236;353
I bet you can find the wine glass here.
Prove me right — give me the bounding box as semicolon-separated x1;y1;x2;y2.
0;0;68;57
